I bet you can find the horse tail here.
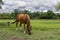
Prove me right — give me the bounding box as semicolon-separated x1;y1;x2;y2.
11;20;17;24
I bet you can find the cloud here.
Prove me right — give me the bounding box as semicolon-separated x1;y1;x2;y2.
0;0;60;13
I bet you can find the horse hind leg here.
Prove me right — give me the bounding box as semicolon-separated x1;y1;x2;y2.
24;24;27;34
16;21;18;30
20;23;22;31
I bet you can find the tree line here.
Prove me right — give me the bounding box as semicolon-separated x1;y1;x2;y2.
0;9;60;19
0;0;60;19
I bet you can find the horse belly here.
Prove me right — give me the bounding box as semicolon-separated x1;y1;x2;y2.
19;17;25;23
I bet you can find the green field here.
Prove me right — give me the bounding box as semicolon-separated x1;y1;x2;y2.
0;20;60;40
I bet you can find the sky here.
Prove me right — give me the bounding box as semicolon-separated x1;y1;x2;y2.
0;0;60;13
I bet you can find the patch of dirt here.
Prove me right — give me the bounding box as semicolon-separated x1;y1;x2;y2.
9;36;24;40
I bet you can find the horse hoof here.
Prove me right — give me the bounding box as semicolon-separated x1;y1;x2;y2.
28;33;31;35
24;31;26;34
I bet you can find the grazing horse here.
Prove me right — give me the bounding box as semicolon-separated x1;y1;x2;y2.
12;14;31;35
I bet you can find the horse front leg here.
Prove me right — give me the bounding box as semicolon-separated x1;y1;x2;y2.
27;27;31;35
16;21;18;30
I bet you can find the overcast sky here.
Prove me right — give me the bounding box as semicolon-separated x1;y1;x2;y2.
0;0;60;13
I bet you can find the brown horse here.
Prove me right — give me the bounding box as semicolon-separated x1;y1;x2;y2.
12;14;31;35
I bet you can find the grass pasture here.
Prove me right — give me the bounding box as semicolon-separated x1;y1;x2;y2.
0;20;60;40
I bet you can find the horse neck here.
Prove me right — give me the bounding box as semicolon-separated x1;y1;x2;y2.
27;20;30;28
25;14;30;28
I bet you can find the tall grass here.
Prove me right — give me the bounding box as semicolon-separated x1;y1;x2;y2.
0;19;60;40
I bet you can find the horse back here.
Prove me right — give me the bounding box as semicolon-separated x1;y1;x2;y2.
24;14;30;23
16;14;25;21
16;14;30;24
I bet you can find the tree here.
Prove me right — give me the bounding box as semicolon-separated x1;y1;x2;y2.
14;9;19;17
39;10;55;19
46;10;55;19
0;0;3;8
22;10;31;14
55;3;60;10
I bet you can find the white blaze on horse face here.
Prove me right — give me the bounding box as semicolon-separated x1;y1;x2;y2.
16;28;18;30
